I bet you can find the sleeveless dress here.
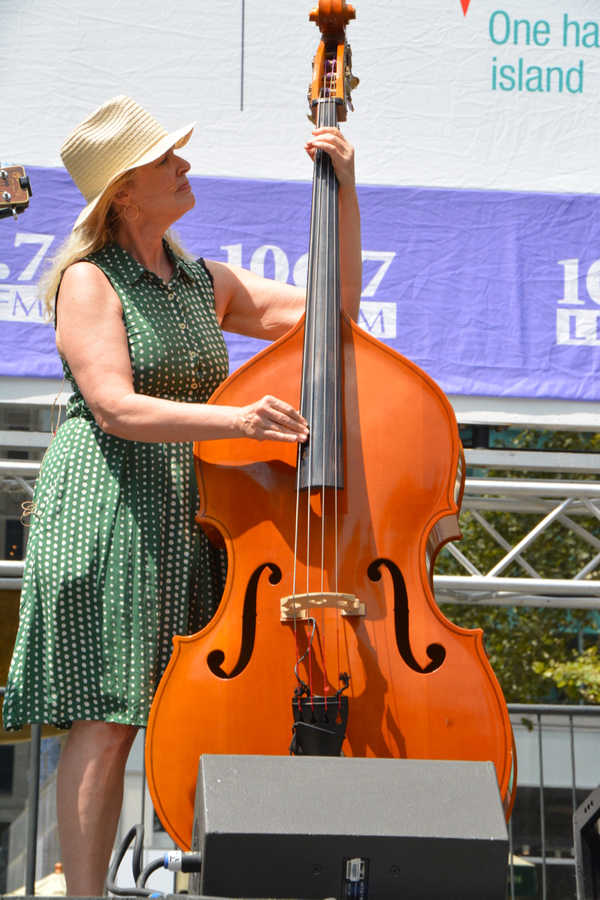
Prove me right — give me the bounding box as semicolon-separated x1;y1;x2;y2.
3;241;229;731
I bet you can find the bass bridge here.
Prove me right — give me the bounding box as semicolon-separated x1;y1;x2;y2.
280;591;365;621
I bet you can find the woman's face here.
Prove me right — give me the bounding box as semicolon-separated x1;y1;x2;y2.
121;146;195;226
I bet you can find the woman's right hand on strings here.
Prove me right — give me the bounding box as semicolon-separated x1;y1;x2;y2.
236;396;308;442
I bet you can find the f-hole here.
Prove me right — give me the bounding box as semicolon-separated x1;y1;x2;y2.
367;558;446;674
207;563;282;679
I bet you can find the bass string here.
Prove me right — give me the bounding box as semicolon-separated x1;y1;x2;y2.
316;96;342;701
324;93;343;702
291;94;324;706
316;94;339;705
330;95;342;701
319;95;333;706
304;96;323;707
291;86;325;691
328;94;343;700
291;93;344;706
291;421;300;681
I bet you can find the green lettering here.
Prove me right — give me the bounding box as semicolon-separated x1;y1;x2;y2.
526;66;543;92
500;64;516;90
490;10;510;45
514;19;531;45
533;21;550;46
564;14;580;48
546;66;564;92
582;22;600;49
566;60;584;93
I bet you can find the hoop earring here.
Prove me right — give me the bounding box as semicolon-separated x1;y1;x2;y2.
123;205;139;221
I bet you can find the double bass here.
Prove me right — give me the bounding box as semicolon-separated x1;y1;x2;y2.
146;0;516;850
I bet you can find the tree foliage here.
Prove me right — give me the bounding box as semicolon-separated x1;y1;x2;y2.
434;429;600;703
533;647;600;704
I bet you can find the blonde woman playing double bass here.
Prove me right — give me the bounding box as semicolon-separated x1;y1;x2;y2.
3;95;362;895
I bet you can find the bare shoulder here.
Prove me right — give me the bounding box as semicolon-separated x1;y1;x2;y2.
202;258;232;284
204;259;251;325
59;260;119;305
202;259;239;321
56;260;124;357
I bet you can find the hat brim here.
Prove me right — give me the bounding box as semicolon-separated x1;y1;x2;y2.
73;121;195;228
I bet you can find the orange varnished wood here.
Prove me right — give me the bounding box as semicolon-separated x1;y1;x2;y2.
146;0;515;849
146;313;516;850
309;0;355;118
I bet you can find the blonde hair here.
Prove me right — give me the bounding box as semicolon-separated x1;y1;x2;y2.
39;169;193;320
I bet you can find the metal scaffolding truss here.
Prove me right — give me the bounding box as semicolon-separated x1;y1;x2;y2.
0;460;38;496
435;451;600;609
3;456;600;608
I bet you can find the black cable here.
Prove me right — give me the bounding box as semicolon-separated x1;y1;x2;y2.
106;823;157;897
132;824;144;883
137;857;165;891
107;823;205;897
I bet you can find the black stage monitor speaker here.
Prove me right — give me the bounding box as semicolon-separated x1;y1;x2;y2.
574;782;600;900
189;755;508;900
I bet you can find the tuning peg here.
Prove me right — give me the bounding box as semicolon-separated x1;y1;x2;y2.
309;1;355;29
307;85;317;123
19;175;32;197
0;205;19;221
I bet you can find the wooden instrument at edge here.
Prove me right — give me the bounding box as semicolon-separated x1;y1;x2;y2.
0;166;32;220
146;0;516;850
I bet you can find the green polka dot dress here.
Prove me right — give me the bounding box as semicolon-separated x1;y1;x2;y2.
3;241;229;730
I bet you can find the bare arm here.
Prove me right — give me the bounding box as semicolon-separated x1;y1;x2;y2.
208;262;305;340
55;262;308;444
209;127;362;337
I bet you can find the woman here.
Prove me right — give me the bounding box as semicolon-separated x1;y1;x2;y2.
3;95;362;895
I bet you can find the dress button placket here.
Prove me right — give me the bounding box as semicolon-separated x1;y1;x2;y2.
171;285;187;332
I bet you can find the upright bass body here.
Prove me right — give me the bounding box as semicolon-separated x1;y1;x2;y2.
147;0;515;851
146;314;515;850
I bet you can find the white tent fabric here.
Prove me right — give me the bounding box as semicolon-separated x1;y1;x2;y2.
4;0;600;416
3;0;600;192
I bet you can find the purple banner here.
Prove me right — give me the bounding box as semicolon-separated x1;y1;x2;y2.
2;166;600;401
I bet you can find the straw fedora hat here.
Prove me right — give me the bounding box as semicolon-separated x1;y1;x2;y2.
60;95;195;227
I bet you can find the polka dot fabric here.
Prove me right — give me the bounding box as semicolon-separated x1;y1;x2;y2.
3;242;229;730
